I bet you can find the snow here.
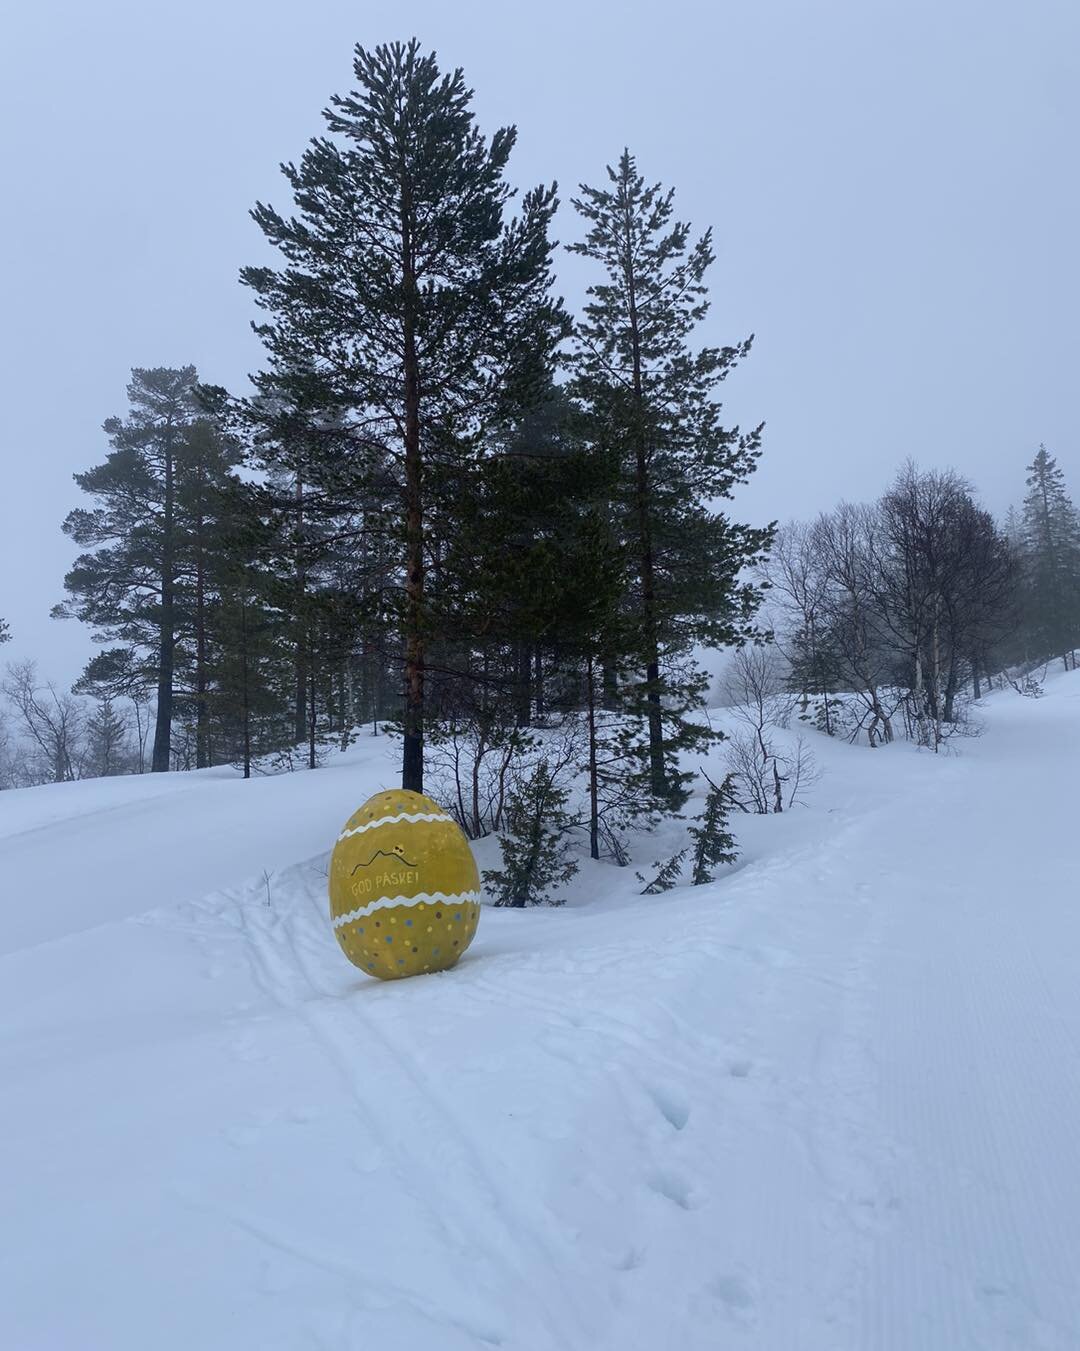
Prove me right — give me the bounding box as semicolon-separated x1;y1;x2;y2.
2;675;1080;1350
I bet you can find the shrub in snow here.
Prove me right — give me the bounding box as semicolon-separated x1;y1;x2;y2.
636;848;688;894
484;763;578;907
688;772;738;884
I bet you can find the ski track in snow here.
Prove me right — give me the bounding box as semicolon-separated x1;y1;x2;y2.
2;673;1079;1349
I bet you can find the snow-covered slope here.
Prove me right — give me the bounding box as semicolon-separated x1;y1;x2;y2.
3;676;1080;1350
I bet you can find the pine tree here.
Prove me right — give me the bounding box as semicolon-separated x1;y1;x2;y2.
569;150;772;808
214;373;403;753
688;772;738;884
0;618;9;645
483;762;578;907
209;559;290;779
443;387;594;729
636;848;688;894
1020;446;1080;667
175;416;244;767
54;368;240;772
242;39;566;793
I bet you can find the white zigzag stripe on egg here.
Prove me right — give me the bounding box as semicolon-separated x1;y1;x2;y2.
335;810;453;843
332;890;483;928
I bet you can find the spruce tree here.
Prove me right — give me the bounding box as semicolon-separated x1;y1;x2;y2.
785;623;843;734
483;762;579;907
73;650;153;774
1020;446;1080;667
242;39;565;792
688;772;738;884
83;696;133;778
569;151;772;808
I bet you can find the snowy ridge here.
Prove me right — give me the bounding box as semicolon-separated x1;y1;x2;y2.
332;890;483;927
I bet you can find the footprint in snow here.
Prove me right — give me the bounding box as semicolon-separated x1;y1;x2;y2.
710;1273;756;1322
647;1169;697;1210
646;1083;691;1131
688;1272;757;1326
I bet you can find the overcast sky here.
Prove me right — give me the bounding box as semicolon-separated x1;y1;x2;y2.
1;0;1076;686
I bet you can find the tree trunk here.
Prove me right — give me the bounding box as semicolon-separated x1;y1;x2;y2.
400;181;425;794
338;661;352;751
931;614;943;751
369;645;381;734
586;658;600;861
601;660;619;712
308;652;317;770
533;646;545;721
943;655;959;723
470;724;485;839
152;430;176;772
241;599;252;780
294;476;308;746
194;454;209;769
515;641;532;727
623;219;665;799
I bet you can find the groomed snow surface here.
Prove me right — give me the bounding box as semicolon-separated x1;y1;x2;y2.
3;673;1080;1350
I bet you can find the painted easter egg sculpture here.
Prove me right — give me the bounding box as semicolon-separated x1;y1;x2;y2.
329;789;481;979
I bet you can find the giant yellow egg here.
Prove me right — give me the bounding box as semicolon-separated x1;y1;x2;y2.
328;789;481;979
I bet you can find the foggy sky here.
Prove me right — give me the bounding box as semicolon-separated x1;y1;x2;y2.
2;0;1077;687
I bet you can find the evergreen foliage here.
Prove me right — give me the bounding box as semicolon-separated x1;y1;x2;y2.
37;40;794;889
688;772;738;884
241;39;566;792
209;562;290;778
568;150;773;809
785;623;844;735
53;368;242;771
1019;446;1080;667
483;762;578;907
83;696;134;778
636;848;688;895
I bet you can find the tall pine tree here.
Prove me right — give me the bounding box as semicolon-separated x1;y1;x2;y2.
569;151;772;808
241;39;566;791
55;367;205;771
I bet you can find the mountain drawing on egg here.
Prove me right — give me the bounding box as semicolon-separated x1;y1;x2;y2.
328;789;482;979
